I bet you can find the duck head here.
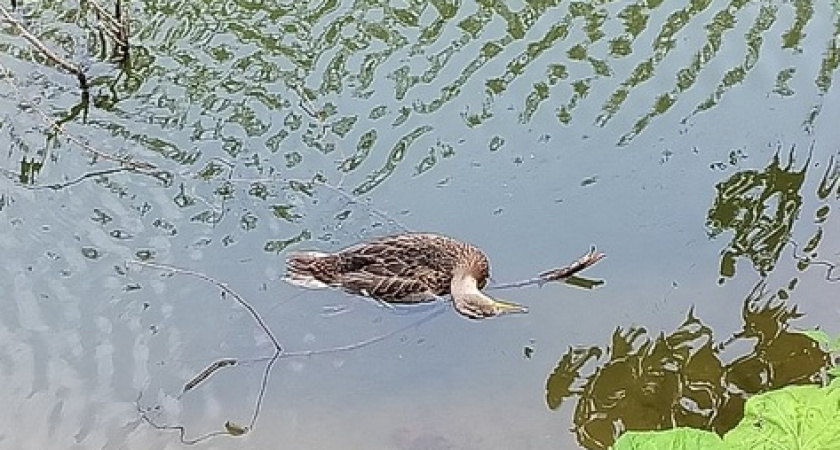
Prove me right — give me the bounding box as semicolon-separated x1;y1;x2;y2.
450;268;527;319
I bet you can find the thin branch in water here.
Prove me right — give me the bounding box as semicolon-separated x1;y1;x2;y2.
539;247;606;281
180;358;238;396
266;303;446;360
87;0;130;56
288;177;411;232
491;247;606;290
127;260;283;437
136;391;232;445
130;260;442;444
0;62;156;170
0;5;89;91
14;166;130;190
128;259;283;352
86;0;121;26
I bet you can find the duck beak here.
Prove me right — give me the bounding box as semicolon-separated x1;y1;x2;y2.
492;298;528;315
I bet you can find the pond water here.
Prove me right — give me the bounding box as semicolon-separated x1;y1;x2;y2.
2;0;840;449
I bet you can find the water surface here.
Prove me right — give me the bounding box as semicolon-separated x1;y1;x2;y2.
2;0;840;448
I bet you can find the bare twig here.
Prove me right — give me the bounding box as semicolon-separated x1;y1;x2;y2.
180;358;238;396
251;303;446;362
0;62;156;170
129;259;445;444
128;259;283;353
539;247;606;281
286;177;411;232
0;5;88;91
136;391;232;445
9;166;129;190
86;0;130;54
490;247;606;290
86;0;120;23
127;260;283;438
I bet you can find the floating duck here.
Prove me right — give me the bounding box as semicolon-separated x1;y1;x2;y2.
285;232;603;319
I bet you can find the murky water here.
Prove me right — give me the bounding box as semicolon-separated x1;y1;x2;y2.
2;0;839;448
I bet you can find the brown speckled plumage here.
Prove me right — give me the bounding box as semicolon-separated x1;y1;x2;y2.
285;233;524;319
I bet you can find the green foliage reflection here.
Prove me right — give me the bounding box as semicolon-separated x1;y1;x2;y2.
4;0;840;246
706;150;807;282
545;282;829;449
613;380;840;449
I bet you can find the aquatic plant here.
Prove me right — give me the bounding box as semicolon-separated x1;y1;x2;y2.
613;378;840;449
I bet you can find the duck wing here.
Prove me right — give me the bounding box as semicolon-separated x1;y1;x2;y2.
286;233;469;302
338;270;444;303
336;251;450;302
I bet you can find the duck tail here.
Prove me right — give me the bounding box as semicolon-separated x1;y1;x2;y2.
284;251;339;289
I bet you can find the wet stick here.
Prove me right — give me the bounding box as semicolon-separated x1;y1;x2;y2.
87;0;130;56
0;5;89;91
0;62;156;170
490;247;606;290
128;260;282;441
180;358;238;396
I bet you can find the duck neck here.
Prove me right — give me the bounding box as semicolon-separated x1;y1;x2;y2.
451;269;484;298
450;269;495;318
450;268;527;319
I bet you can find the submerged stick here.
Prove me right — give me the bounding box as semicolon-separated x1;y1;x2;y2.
87;0;130;54
0;62;155;170
250;303;446;362
0;5;89;91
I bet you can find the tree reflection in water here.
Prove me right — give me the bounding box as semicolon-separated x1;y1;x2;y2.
545;149;839;449
706;148;807;283
545;282;828;449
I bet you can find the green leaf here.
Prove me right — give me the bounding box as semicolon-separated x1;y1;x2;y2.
613;427;726;449
793;329;840;352
828;366;840;379
723;383;840;449
794;329;831;346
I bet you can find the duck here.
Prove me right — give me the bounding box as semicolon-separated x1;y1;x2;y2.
284;232;603;319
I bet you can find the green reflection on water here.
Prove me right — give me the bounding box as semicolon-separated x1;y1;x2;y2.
689;3;778;117
6;0;838;217
794;154;840;278
598;0;712;130
782;0;814;51
2;2;840;448
18;157;43;185
706;150;806;282
546;282;829;449
264;228;311;253
352;125;433;194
